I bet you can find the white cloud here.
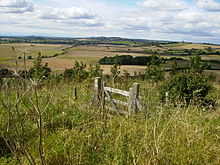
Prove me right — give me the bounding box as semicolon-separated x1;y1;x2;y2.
174;11;204;23
159;10;220;38
142;0;188;11
196;0;220;11
34;6;104;27
108;12;150;32
106;8;220;42
1;0;220;43
57;18;104;27
38;7;96;20
0;0;34;13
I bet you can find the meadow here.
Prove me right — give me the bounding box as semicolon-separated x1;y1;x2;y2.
0;39;220;164
0;75;220;165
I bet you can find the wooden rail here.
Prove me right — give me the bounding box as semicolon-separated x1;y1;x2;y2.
105;97;129;106
104;87;130;97
92;77;142;115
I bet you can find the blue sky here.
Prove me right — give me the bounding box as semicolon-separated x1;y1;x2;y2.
1;0;220;43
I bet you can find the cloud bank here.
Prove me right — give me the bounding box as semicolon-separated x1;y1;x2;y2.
38;7;96;20
142;0;188;11
0;0;34;13
0;0;220;43
196;0;220;11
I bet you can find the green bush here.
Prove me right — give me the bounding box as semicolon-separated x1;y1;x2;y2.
189;54;209;73
88;64;103;78
28;55;51;79
160;54;215;107
63;61;88;81
145;54;164;82
170;60;181;75
159;72;214;106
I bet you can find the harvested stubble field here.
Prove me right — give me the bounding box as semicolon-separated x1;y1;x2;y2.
0;43;220;78
0;43;66;59
0;44;150;70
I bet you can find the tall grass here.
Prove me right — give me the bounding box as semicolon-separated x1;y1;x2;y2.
0;77;220;164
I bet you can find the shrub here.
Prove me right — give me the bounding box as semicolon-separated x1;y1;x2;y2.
63;68;74;80
28;55;51;79
170;60;181;75
189;54;209;74
18;70;28;78
0;68;14;78
159;72;214;106
88;64;103;78
145;54;164;82
63;61;88;81
110;61;121;86
160;54;216;107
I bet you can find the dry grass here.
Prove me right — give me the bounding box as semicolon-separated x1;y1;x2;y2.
0;43;66;62
205;70;220;81
101;65;146;75
201;55;220;61
0;78;220;164
168;43;220;50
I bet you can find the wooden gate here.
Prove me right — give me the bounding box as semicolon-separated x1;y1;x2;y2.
92;77;143;115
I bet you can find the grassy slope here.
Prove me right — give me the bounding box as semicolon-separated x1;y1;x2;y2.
0;79;220;164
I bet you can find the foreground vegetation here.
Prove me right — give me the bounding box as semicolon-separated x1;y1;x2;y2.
0;52;220;164
0;39;220;164
0;76;220;164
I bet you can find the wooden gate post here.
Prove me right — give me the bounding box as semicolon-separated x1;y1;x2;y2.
128;83;140;114
101;82;106;110
92;77;102;106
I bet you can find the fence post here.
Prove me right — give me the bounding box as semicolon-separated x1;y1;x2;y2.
165;92;169;106
128;87;134;115
92;77;102;106
73;87;77;100
128;83;140;114
102;82;106;110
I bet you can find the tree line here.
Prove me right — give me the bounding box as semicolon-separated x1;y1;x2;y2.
99;55;188;65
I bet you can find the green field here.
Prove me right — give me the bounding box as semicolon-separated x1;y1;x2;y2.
161;42;191;47
108;41;135;45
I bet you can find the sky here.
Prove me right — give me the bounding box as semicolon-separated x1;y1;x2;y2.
1;0;220;43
